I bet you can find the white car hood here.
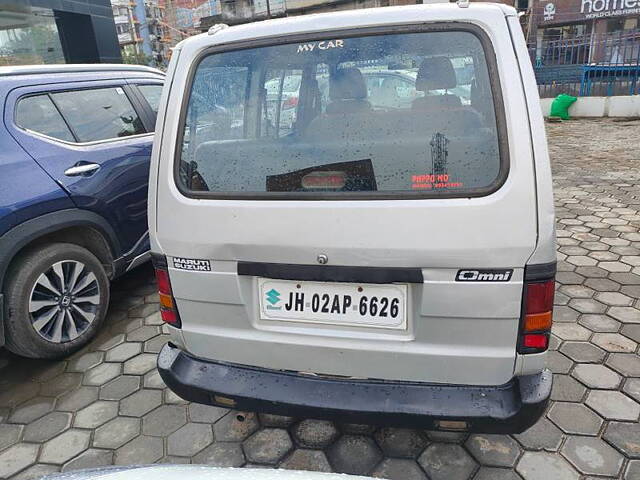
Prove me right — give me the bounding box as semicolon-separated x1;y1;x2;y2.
43;466;375;480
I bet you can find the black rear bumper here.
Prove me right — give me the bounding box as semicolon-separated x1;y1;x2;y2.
158;343;552;434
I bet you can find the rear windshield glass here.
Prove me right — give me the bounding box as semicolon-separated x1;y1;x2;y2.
178;29;504;197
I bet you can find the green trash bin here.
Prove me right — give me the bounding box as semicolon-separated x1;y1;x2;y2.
550;94;577;120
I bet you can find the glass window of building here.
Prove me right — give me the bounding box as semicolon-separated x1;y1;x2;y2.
0;6;65;66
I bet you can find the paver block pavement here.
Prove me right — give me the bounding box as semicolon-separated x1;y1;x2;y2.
167;423;213;457
1;119;640;479
213;412;259;442
603;421;640;459
119;389;162;417
0;444;44;479
327;435;383;475
512;417;563;452
56;386;99;413
516;451;579;480
39;373;82;398
123;353;157;376
83;363;122;387
473;467;523;480
73;401;118;429
550;374;587;402
0;424;23;451
67;352;104;373
142;369;165;389
105;342;142;363
607;353;640;377
465;434;521;467
626;460;640;479
559;341;606;363
115;435;164;465
188;403;228;424
99;376;141;401
586;390;640;421
62;448;113;472
0;382;39;410
193;442;246;467
418;443;477;480
11;463;59;480
373;428;428;458
371;458;427;480
592;333;637;353
92;417;140;450
8;397;55;424
279;449;331;472
561;436;624;477
142;404;187;437
547;402;603;435
21;412;71;443
39;429;91;464
625;378;640;403
293;419;339;449
243;428;293;465
572;363;622;389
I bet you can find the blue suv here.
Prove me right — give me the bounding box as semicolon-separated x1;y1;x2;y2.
0;64;164;359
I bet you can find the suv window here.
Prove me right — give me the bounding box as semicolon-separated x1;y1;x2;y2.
15;95;75;142
138;84;163;116
51;87;145;142
179;29;504;197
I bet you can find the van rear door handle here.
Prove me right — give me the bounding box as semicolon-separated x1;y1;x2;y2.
64;163;100;177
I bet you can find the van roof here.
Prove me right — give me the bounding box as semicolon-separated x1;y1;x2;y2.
178;3;516;51
0;64;164;78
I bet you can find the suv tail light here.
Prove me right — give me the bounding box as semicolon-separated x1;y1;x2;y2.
518;264;556;354
151;254;181;328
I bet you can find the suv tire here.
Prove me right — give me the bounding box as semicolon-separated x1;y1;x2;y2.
3;243;110;359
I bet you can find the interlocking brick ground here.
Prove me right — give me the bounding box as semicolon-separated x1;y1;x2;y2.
1;118;639;480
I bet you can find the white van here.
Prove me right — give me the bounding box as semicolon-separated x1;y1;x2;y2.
150;2;556;433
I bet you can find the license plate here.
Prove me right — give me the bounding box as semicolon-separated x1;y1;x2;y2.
258;278;407;329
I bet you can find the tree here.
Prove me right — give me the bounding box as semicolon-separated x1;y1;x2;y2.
122;51;153;65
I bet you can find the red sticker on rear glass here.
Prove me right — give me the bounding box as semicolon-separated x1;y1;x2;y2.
411;174;463;190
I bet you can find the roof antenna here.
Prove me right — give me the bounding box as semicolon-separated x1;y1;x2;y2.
208;24;229;36
457;0;470;7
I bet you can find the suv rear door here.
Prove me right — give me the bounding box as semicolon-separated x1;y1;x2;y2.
6;79;157;258
155;10;539;386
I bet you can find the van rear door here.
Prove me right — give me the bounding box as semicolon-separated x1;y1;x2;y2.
154;11;538;386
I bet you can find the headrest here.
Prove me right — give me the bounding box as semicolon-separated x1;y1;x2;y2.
329;67;368;100
415;56;457;91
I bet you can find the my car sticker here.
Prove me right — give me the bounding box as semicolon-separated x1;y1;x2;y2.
297;40;345;53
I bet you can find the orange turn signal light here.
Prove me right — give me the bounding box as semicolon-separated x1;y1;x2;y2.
159;293;174;309
524;311;553;332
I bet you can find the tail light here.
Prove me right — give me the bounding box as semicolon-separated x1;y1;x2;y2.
151;254;181;328
518;265;555;354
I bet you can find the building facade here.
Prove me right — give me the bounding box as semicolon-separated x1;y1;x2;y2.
198;0;518;30
111;0;140;57
110;0;171;66
0;0;121;65
199;0;425;28
531;0;640;64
